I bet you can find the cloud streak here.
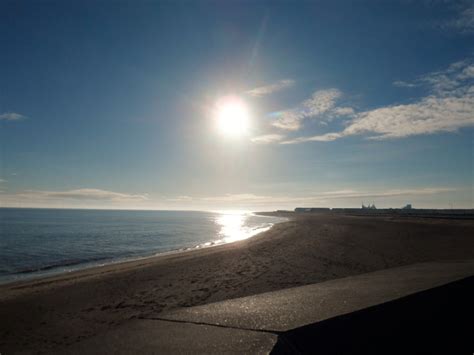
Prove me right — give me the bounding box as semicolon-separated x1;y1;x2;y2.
17;188;148;202
345;94;473;140
315;187;457;200
0;187;463;209
286;92;474;143
246;79;295;97
448;3;474;33
281;59;474;144
271;89;351;131
251;134;284;144
166;187;456;206
393;59;474;94
0;112;26;121
393;80;417;88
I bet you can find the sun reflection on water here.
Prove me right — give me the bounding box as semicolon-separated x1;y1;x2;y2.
215;211;272;244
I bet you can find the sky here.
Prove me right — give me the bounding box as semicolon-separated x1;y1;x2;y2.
0;0;473;211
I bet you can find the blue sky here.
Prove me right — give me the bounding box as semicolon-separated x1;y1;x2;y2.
1;0;473;210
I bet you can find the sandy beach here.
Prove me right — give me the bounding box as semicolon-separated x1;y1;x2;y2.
1;212;474;354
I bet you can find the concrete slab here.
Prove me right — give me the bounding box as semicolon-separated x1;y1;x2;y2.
157;260;474;332
59;260;474;354
271;275;474;354
61;319;279;355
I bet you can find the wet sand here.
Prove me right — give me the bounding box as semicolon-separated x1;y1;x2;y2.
1;213;473;353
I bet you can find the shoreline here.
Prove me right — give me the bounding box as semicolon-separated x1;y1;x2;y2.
0;214;289;295
1;213;473;353
0;212;287;289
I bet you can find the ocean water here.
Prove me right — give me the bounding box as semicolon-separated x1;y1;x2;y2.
0;208;285;284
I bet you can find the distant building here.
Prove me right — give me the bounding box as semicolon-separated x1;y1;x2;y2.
294;207;330;213
295;208;311;213
362;203;376;210
402;204;412;210
309;208;330;212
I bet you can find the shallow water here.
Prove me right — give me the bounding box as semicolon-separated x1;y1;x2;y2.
0;208;285;284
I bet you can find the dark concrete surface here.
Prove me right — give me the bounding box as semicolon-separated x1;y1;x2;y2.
157;260;474;332
271;276;474;354
59;260;474;354
56;319;279;354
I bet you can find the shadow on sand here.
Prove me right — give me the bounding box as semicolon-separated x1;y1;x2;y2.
271;276;473;354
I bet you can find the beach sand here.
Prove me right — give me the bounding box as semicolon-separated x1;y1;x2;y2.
1;213;473;353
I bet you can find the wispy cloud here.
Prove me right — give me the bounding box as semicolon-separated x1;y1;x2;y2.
251;134;284;144
344;95;473;140
1;187;462;209
18;188;148;202
448;3;474;33
165;187;457;207
0;112;26;121
332;107;355;116
282;132;343;144
286;93;474;143
202;193;267;202
316;187;457;200
271;88;351;131
166;195;192;202
283;59;474;143
395;59;474;95
246;79;295;97
393;80;417;88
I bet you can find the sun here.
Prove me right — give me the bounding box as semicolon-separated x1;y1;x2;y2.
215;96;250;137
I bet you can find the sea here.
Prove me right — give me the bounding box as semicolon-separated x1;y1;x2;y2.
0;208;285;284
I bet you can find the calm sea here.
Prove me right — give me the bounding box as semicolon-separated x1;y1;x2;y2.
0;208;285;284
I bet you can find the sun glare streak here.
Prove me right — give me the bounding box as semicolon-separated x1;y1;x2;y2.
214;96;250;137
215;211;271;243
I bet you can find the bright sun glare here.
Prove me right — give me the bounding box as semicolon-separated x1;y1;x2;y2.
215;96;250;137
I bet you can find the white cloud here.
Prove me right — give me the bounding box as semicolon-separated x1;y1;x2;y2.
271;111;303;131
20;188;148;202
1;187;462;209
164;187;458;208
393;80;417;88
459;64;474;80
251;134;284;144
449;3;474;33
303;89;342;115
271;88;349;131
282;132;343;144
316;187;457;200
166;195;192;202
202;193;266;202
285;59;474;143
320;189;357;195
246;79;295;97
345;94;474;140
0;179;6;183
0;112;26;121
332;107;355;116
394;59;473;95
